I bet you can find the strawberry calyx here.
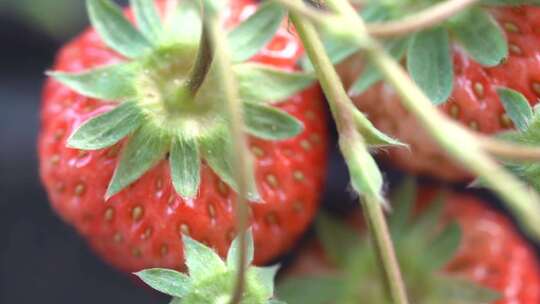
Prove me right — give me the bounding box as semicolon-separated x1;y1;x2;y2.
48;0;316;200
313;0;540;104
137;230;285;304
277;179;499;304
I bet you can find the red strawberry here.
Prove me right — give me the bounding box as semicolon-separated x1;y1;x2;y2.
278;182;540;303
341;5;540;181
39;0;327;273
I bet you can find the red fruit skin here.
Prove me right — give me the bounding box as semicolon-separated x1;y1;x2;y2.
39;0;328;273
344;6;540;181
287;192;540;304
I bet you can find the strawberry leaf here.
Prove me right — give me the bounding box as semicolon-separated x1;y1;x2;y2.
67;102;144;150
228;2;286;62
353;109;406;148
86;0;151;58
407;27;453;105
130;0;162;42
170;137;201;199
497;87;533;132
277;276;344;304
451;8;507;67
243;103;304;140
47;62;138;100
226;230;255;269
106;124;169;199
349;38;409;96
234;63;315;104
182;234;227;281
169;298;181;304
135;269;191;298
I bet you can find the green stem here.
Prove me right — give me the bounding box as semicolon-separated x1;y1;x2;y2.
325;0;540;239
204;6;249;304
185;24;213;94
289;7;410;304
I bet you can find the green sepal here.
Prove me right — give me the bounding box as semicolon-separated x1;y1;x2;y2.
47;62;138;100
433;277;500;303
450;8;507;67
243;103;304;140
349;38;409;96
227;229;255;269
228;2;286;62
267;300;287;304
316;213;363;268
170;136;201;199
408;195;445;237
426;222;462;271
277;276;344;304
254;265;280;299
388;177;416;238
407;27;453;105
106;124;169;199
87;0;152;58
200;131;261;201
183;234;227;281
134;269;191;298
497;87;533;132
67;102;144;150
169;298;182;304
130;0;162;42
162;0;201;45
352;109;407;148
234;63;315;104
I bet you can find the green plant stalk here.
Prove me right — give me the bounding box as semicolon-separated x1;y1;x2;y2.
289;9;410;304
204;10;250;304
326;0;540;239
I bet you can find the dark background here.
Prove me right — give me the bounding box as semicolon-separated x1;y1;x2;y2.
0;1;537;303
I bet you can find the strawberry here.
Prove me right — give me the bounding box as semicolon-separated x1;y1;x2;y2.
39;0;327;273
337;3;540;181
278;180;540;303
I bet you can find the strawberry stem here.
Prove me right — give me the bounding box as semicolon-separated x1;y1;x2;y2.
288;4;410;304
480;137;540;161
202;4;250;304
366;0;480;38
185;24;213;95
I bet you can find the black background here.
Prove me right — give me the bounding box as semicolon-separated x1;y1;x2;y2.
0;1;538;303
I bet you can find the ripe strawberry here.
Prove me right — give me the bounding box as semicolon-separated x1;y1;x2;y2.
39;0;327;273
341;4;540;181
278;181;540;303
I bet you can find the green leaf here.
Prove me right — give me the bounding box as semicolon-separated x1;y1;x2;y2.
277;276;344;304
234;63;315;104
130;0;162;42
200;131;261;201
316;213;363;267
407;28;453;105
67;102;144;150
349;38;409;96
497;87;533;132
228;2;286;62
106;124;169;198
169;298;182;304
170;137;201;199
47;62;137;100
352;109;406;148
451;8;507;67
87;0;152;58
227;230;255;269
254;265;280;299
163;0;201;44
388;178;417;239
243;103;304;140
427;222;462;271
434;277;500;303
267;300;287;304
135;268;191;298
183;235;227;281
